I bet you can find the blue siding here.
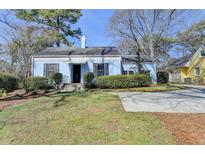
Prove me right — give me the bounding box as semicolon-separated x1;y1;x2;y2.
121;62;157;83
33;57;122;83
33;61;72;83
33;57;156;83
80;58;122;83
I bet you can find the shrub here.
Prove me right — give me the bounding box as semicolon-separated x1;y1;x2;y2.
157;72;169;84
24;77;49;92
83;72;95;89
0;72;19;92
0;89;6;97
96;74;152;89
52;73;63;89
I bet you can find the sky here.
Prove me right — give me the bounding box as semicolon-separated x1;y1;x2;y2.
73;9;115;47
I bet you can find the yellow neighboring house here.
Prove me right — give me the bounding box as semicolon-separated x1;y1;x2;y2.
168;48;205;84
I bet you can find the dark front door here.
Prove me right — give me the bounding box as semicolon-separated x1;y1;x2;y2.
73;64;81;83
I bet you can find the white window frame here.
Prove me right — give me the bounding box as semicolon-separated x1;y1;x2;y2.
93;63;109;77
44;63;59;77
122;70;134;75
195;67;200;76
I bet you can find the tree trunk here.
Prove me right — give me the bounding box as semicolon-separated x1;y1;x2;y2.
55;40;60;47
24;66;30;79
55;17;61;47
137;50;141;73
149;34;155;62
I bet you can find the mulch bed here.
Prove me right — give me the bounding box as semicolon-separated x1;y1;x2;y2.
0;99;28;111
0;90;53;111
154;113;205;145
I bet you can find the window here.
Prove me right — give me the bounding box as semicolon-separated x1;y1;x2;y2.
122;70;134;75
44;63;59;77
129;70;134;74
122;70;128;75
93;63;109;76
195;67;200;76
201;51;205;57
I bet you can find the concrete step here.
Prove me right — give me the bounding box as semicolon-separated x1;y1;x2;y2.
61;83;84;92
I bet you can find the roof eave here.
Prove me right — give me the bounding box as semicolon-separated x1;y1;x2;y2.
31;54;122;58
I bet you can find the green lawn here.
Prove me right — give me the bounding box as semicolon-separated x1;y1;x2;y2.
95;84;187;92
0;92;175;144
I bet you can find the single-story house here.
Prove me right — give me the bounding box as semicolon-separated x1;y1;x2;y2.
168;47;205;84
31;41;157;83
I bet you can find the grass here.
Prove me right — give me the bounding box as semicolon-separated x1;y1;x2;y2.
94;84;187;92
0;92;175;144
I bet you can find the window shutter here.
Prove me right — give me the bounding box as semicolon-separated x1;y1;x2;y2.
57;64;59;72
44;64;47;77
105;63;109;75
93;63;97;76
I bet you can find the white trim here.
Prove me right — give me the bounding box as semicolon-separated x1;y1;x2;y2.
64;59;87;64
31;57;34;76
194;67;200;76
33;57;122;62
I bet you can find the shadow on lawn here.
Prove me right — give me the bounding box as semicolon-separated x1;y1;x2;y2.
0;89;90;103
46;91;90;108
53;96;66;108
0;90;91;112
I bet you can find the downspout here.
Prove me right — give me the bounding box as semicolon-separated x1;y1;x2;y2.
101;49;105;76
31;56;34;77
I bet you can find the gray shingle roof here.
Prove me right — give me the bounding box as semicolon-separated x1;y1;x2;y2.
33;47;121;56
169;54;193;68
162;54;193;72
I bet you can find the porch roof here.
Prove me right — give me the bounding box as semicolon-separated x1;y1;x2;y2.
64;59;87;64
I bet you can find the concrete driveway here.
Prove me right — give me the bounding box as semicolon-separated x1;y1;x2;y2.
118;85;205;113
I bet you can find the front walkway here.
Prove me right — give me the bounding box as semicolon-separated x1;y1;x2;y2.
118;85;205;113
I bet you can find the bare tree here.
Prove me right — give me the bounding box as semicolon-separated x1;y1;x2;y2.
107;9;186;72
0;10;17;30
1;23;59;78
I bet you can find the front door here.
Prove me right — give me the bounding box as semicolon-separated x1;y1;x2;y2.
73;64;81;83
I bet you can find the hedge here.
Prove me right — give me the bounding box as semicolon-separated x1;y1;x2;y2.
96;74;152;89
0;72;19;92
83;72;95;89
157;72;169;84
24;77;49;92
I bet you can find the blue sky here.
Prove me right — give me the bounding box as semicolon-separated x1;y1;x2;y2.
73;9;115;47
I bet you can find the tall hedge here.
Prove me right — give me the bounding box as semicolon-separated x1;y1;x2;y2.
96;74;151;89
24;77;49;92
157;72;169;84
0;72;19;92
